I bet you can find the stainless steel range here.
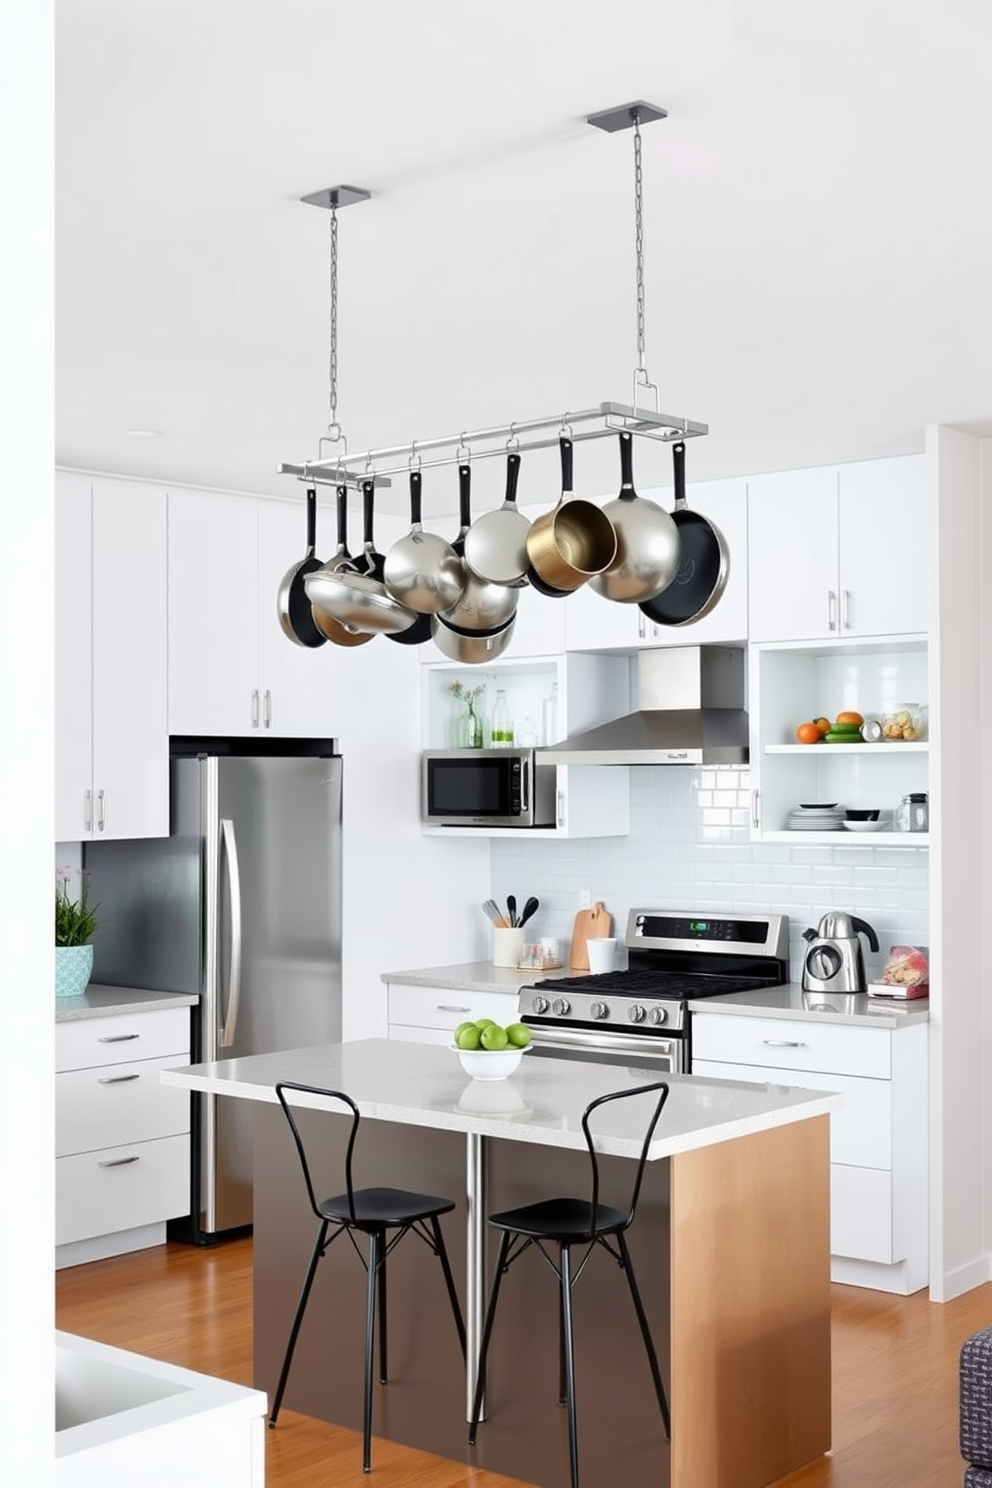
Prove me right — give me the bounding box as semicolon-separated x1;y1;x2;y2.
518;909;789;1073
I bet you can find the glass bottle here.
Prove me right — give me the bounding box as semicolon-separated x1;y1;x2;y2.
542;681;559;747
491;689;513;746
456;693;483;748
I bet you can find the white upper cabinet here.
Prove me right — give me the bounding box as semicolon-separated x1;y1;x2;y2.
168;490;342;739
565;477;749;652
748;455;927;642
56;474;169;841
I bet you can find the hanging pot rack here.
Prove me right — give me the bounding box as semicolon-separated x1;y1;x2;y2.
278;101;707;492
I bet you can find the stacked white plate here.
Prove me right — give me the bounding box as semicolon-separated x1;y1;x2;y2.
786;803;845;831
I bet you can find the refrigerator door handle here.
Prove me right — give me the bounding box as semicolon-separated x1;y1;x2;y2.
219;816;243;1048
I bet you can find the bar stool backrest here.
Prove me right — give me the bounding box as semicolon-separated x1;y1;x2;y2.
580;1080;670;1236
275;1081;361;1226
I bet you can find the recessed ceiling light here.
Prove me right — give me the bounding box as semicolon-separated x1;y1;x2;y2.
123;427;162;439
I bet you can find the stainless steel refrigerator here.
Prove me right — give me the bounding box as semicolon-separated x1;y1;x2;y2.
84;738;342;1241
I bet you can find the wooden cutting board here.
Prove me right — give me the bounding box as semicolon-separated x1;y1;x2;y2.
569;902;613;971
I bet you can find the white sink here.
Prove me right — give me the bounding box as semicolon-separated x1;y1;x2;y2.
56;1332;267;1487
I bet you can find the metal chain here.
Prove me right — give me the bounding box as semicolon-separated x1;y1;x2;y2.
633;111;646;372
328;204;341;440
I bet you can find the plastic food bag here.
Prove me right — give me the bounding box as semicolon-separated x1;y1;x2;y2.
869;945;929;999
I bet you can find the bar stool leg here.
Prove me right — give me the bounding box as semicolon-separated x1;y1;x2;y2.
558;1287;567;1405
362;1230;381;1473
617;1232;670;1440
377;1243;388;1384
559;1244;580;1488
468;1230;512;1444
430;1215;467;1356
269;1218;329;1428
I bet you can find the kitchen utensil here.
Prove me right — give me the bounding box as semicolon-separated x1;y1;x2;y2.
309;485;375;647
383;467;465;615
482;899;503;924
430;611;517;662
276;486;328;649
801;911;879;994
588;431;681;603
518;895;539;928
506;893;517;927
354;478;434;646
306;481;419;635
637;440;730;627
568;901;613;971
439;465;520;633
525;436;617;594
463;449;531;586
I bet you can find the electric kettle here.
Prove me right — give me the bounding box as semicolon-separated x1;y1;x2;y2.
801;911;880;994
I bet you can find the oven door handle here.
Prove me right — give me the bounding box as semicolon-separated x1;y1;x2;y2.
528;1026;678;1060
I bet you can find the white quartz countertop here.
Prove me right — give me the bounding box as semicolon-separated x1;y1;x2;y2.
56;984;199;1023
160;1037;840;1162
381;961;577;994
689;983;930;1028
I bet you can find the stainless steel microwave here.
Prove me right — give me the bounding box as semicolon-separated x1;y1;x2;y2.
422;749;557;828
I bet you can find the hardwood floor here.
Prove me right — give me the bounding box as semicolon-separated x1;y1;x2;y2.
56;1238;991;1488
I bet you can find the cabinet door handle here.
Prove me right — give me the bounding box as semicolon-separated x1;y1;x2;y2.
437;1004;471;1014
251;689;260;728
98;1033;140;1043
97;788;106;831
84;789;92;832
557;790;565;828
98;1073;140;1085
637;611;646;640
98;1155;140;1168
827;590;838;632
842;589;852;630
263;689;272;728
751;789;760;829
762;1039;807;1048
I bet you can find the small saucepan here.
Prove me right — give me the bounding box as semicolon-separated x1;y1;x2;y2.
637;440;730;627
438;464;519;634
462;449;531;587
525;436;617;595
430;611;516;663
383;468;465;614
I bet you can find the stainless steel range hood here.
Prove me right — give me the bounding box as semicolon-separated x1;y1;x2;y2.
541;645;748;766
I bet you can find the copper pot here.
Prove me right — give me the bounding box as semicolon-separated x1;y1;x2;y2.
525;437;617;594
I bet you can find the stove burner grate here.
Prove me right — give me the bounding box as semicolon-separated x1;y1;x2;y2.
532;969;765;999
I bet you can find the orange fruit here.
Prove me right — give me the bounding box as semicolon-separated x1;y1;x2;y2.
836;710;864;727
813;717;831;736
795;722;821;744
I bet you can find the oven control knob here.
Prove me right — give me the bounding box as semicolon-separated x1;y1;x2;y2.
648;1006;669;1026
628;1004;647;1024
552;997;571;1017
532;996;550;1015
590;1001;609;1020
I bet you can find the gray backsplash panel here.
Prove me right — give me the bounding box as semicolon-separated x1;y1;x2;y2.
490;767;929;984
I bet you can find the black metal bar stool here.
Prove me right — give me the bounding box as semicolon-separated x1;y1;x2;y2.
269;1081;466;1473
468;1080;671;1488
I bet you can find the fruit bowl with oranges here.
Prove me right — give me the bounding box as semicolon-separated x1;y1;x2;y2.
452;1018;533;1080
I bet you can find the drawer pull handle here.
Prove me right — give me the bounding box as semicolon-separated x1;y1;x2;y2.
437;1004;471;1013
98;1073;140;1085
762;1039;806;1048
98;1155;140;1168
98;1034;140;1043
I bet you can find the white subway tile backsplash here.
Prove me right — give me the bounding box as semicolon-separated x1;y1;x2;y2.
491;766;929;982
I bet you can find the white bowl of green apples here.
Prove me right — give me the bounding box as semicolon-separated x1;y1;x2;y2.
451;1018;533;1080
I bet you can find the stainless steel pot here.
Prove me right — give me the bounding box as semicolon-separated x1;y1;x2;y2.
439;464;519;633
588;431;681;603
383;468;465;614
430;611;516;663
462;450;531;586
305;480;417;636
525;436;617;594
309;485;375;648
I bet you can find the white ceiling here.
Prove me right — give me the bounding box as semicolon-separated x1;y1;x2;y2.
56;0;992;520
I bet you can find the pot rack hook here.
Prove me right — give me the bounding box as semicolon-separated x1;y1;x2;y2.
408;440;422;471
559;412;573;439
318;430;349;467
456;432;471;462
505;421;520;452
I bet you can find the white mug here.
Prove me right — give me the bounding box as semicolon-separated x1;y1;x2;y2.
587;937;617;974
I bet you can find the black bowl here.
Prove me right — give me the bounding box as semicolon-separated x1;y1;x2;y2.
845;808;880;821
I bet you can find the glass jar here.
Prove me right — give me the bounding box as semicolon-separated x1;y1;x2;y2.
490;689;513;746
456;693;484;749
881;703;928;742
895;792;929;832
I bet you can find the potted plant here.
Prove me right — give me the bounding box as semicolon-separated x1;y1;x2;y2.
55;865;100;998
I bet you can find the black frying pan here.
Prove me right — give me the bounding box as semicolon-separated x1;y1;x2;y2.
277;486;327;648
637;441;729;627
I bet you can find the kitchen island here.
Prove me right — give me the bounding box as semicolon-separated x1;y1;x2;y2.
162;1038;841;1488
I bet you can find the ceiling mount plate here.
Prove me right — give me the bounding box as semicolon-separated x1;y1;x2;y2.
300;185;372;210
586;101;668;133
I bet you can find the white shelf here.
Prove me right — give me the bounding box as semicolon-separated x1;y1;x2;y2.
764;831;930;847
765;743;929;756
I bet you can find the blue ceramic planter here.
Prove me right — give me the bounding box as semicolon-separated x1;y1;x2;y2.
55;944;94;998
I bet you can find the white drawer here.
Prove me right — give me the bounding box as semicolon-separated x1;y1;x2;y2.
691;1013;891;1079
831;1164;897;1263
388;1024;452;1048
386;984;517;1035
692;1059;891;1169
56;1056;191;1157
56;1008;190;1072
56;1133;190;1246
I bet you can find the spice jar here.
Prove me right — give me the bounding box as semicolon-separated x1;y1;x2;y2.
895;792;929;832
